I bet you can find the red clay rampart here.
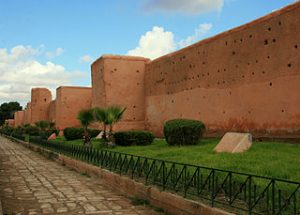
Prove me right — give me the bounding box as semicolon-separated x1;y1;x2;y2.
55;86;92;130
144;1;300;137
91;55;150;131
30;88;52;124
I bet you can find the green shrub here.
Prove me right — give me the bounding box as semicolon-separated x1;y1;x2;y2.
23;125;40;136
114;130;155;146
11;126;25;137
63;127;84;140
164;119;205;146
0;125;14;135
88;129;101;138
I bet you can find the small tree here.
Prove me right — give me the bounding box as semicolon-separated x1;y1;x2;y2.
77;109;94;146
35;120;50;139
93;106;126;144
106;106;126;136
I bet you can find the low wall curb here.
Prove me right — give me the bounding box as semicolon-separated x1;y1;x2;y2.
4;135;234;215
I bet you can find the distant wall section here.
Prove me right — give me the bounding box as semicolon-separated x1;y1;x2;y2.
30;88;52;124
55;86;92;130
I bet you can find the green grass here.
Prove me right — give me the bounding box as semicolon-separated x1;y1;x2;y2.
51;136;300;182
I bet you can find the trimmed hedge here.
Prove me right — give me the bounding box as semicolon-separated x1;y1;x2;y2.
164;119;205;146
114;131;154;146
63;127;101;140
23;125;40;136
63;127;84;140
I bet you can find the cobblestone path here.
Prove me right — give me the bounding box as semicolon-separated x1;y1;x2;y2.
0;136;161;215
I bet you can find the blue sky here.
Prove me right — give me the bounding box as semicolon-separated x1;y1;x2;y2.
0;0;297;105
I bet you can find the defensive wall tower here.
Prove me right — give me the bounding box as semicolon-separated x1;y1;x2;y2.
30;88;52;124
91;55;150;131
55;86;92;130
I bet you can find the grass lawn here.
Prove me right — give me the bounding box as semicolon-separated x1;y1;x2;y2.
51;136;300;182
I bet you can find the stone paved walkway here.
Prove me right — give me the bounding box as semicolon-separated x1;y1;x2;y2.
0;136;161;215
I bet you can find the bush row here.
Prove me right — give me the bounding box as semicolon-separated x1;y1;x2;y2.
63;127;101;140
114;131;154;146
164;119;205;146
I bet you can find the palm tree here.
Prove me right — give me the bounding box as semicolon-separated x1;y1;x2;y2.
93;106;126;143
106;106;126;136
93;107;109;141
77;109;94;146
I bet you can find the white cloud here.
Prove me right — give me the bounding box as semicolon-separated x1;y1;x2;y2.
127;26;176;59
80;55;94;63
45;47;64;59
143;0;224;15
127;24;212;59
0;45;86;105
178;23;213;48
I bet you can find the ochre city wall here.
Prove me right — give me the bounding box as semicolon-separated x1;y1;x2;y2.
14;111;25;127
49;100;56;123
55;86;92;130
5;119;15;127
12;1;300;137
24;102;31;125
92;55;149;131
144;2;300;137
30;88;52;124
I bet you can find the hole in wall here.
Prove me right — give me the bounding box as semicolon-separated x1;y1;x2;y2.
288;63;292;68
225;41;228;45
268;27;271;31
249;35;253;38
171;100;174;103
232;51;236;55
133;105;136;108
252;72;255;75
295;45;298;49
269;82;273;86
281;109;285;113
267;56;270;59
234;39;237;43
262;71;266;74
272;39;276;43
136;70;140;73
264;39;268;45
278;21;282;26
114;68;117;71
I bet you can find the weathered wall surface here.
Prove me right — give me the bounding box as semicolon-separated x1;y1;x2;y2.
5;119;15;127
24;102;31;125
30;88;52;124
49;100;56;123
144;2;300;137
55;86;92;130
14;111;25;127
91;55;150;131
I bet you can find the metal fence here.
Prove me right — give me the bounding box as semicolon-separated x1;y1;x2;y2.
6;134;300;215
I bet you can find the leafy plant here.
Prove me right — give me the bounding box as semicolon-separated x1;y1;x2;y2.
164;119;205;146
77;109;94;146
93;106;126;143
114;130;154;146
63;127;84;140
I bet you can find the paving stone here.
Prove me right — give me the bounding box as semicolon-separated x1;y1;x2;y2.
0;136;161;214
